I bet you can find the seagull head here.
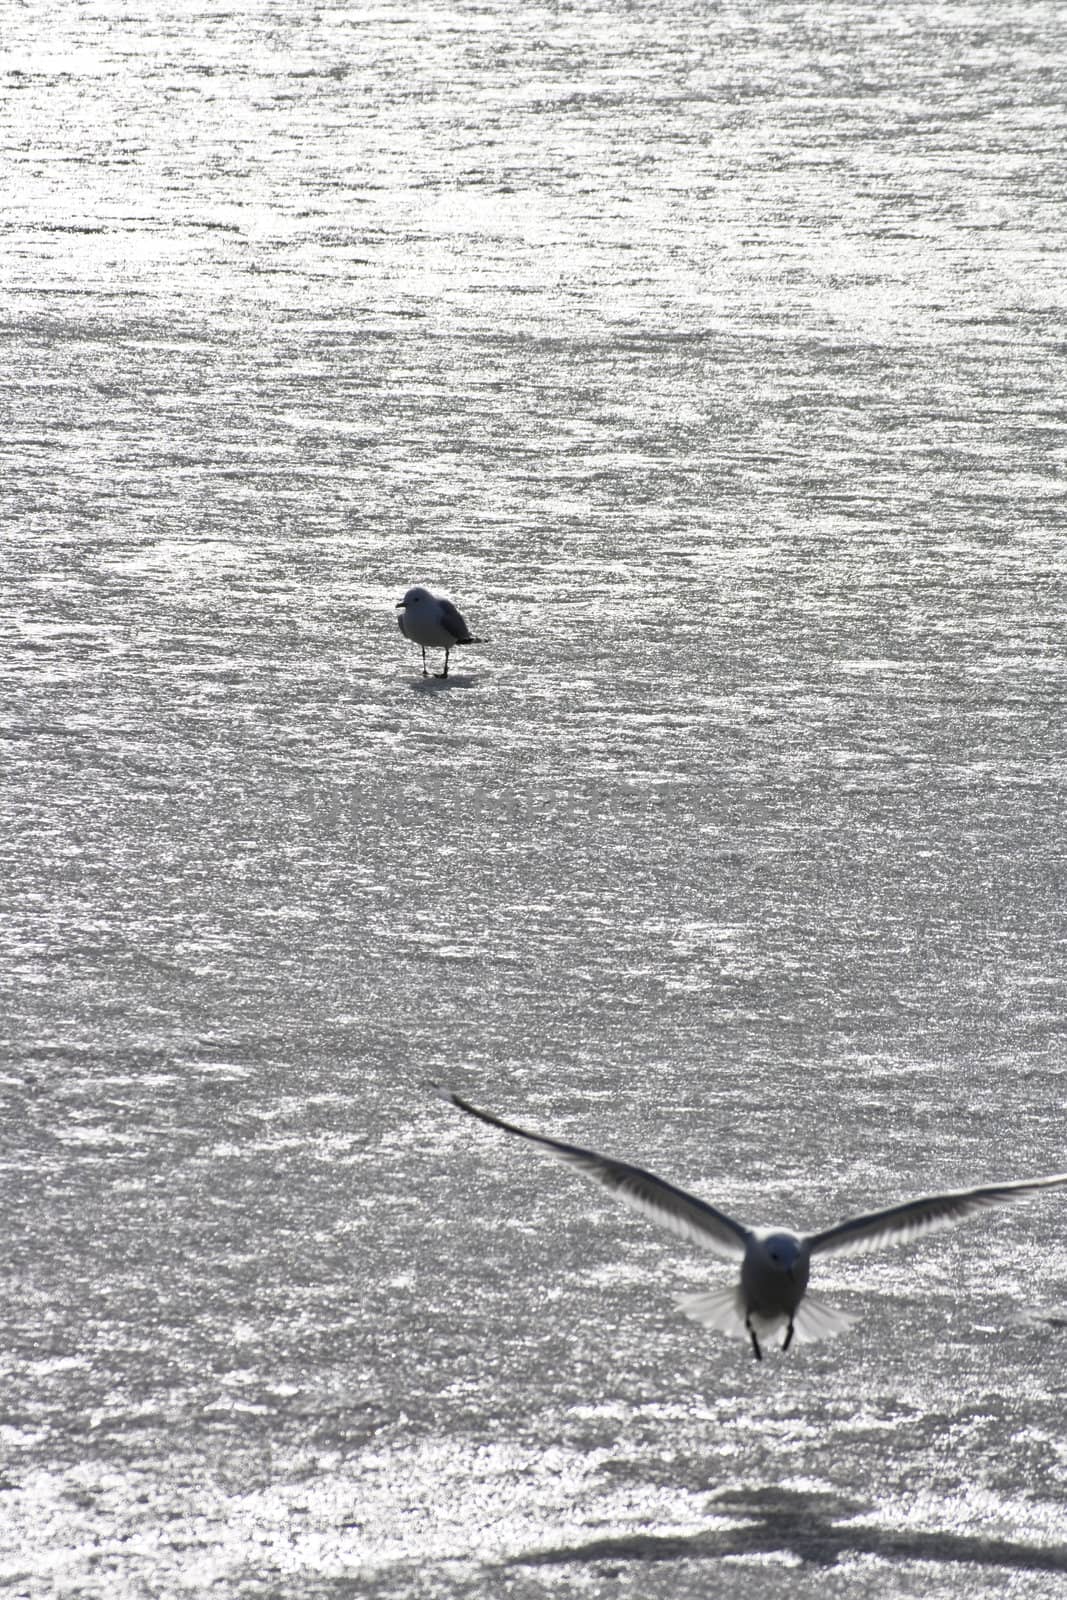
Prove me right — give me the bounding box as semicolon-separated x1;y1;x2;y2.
758;1231;804;1278
397;585;431;609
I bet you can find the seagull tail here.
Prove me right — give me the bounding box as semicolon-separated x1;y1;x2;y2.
677;1286;858;1348
792;1291;858;1345
675;1285;749;1341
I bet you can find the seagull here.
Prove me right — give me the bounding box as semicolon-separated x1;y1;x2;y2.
396;586;482;678
437;1089;1067;1360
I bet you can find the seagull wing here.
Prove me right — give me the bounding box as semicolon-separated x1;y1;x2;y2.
807;1172;1067;1260
436;599;475;643
437;1089;749;1262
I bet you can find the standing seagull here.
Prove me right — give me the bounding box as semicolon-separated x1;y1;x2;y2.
437;1089;1067;1360
397;586;482;678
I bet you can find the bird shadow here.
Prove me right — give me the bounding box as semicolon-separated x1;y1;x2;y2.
510;1485;1067;1576
409;674;477;694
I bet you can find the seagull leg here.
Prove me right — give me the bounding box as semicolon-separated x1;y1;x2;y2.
745;1318;763;1362
782;1319;795;1353
420;646;428;677
435;649;450;679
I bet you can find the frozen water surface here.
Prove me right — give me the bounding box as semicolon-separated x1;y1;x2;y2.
1;0;1065;1595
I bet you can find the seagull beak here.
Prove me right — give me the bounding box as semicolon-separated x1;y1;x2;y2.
396;600;406;608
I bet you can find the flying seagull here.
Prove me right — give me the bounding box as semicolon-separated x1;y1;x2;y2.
437;1089;1067;1360
397;586;482;678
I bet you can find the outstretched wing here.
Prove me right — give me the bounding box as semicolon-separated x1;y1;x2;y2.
437;1088;749;1262
437;599;475;644
807;1172;1067;1260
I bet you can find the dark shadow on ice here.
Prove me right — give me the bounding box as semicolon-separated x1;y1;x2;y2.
1011;1304;1067;1331
409;674;477;694
511;1486;1067;1575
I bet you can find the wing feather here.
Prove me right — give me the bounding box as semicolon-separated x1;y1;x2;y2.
436;600;474;643
807;1173;1067;1260
438;1089;749;1262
